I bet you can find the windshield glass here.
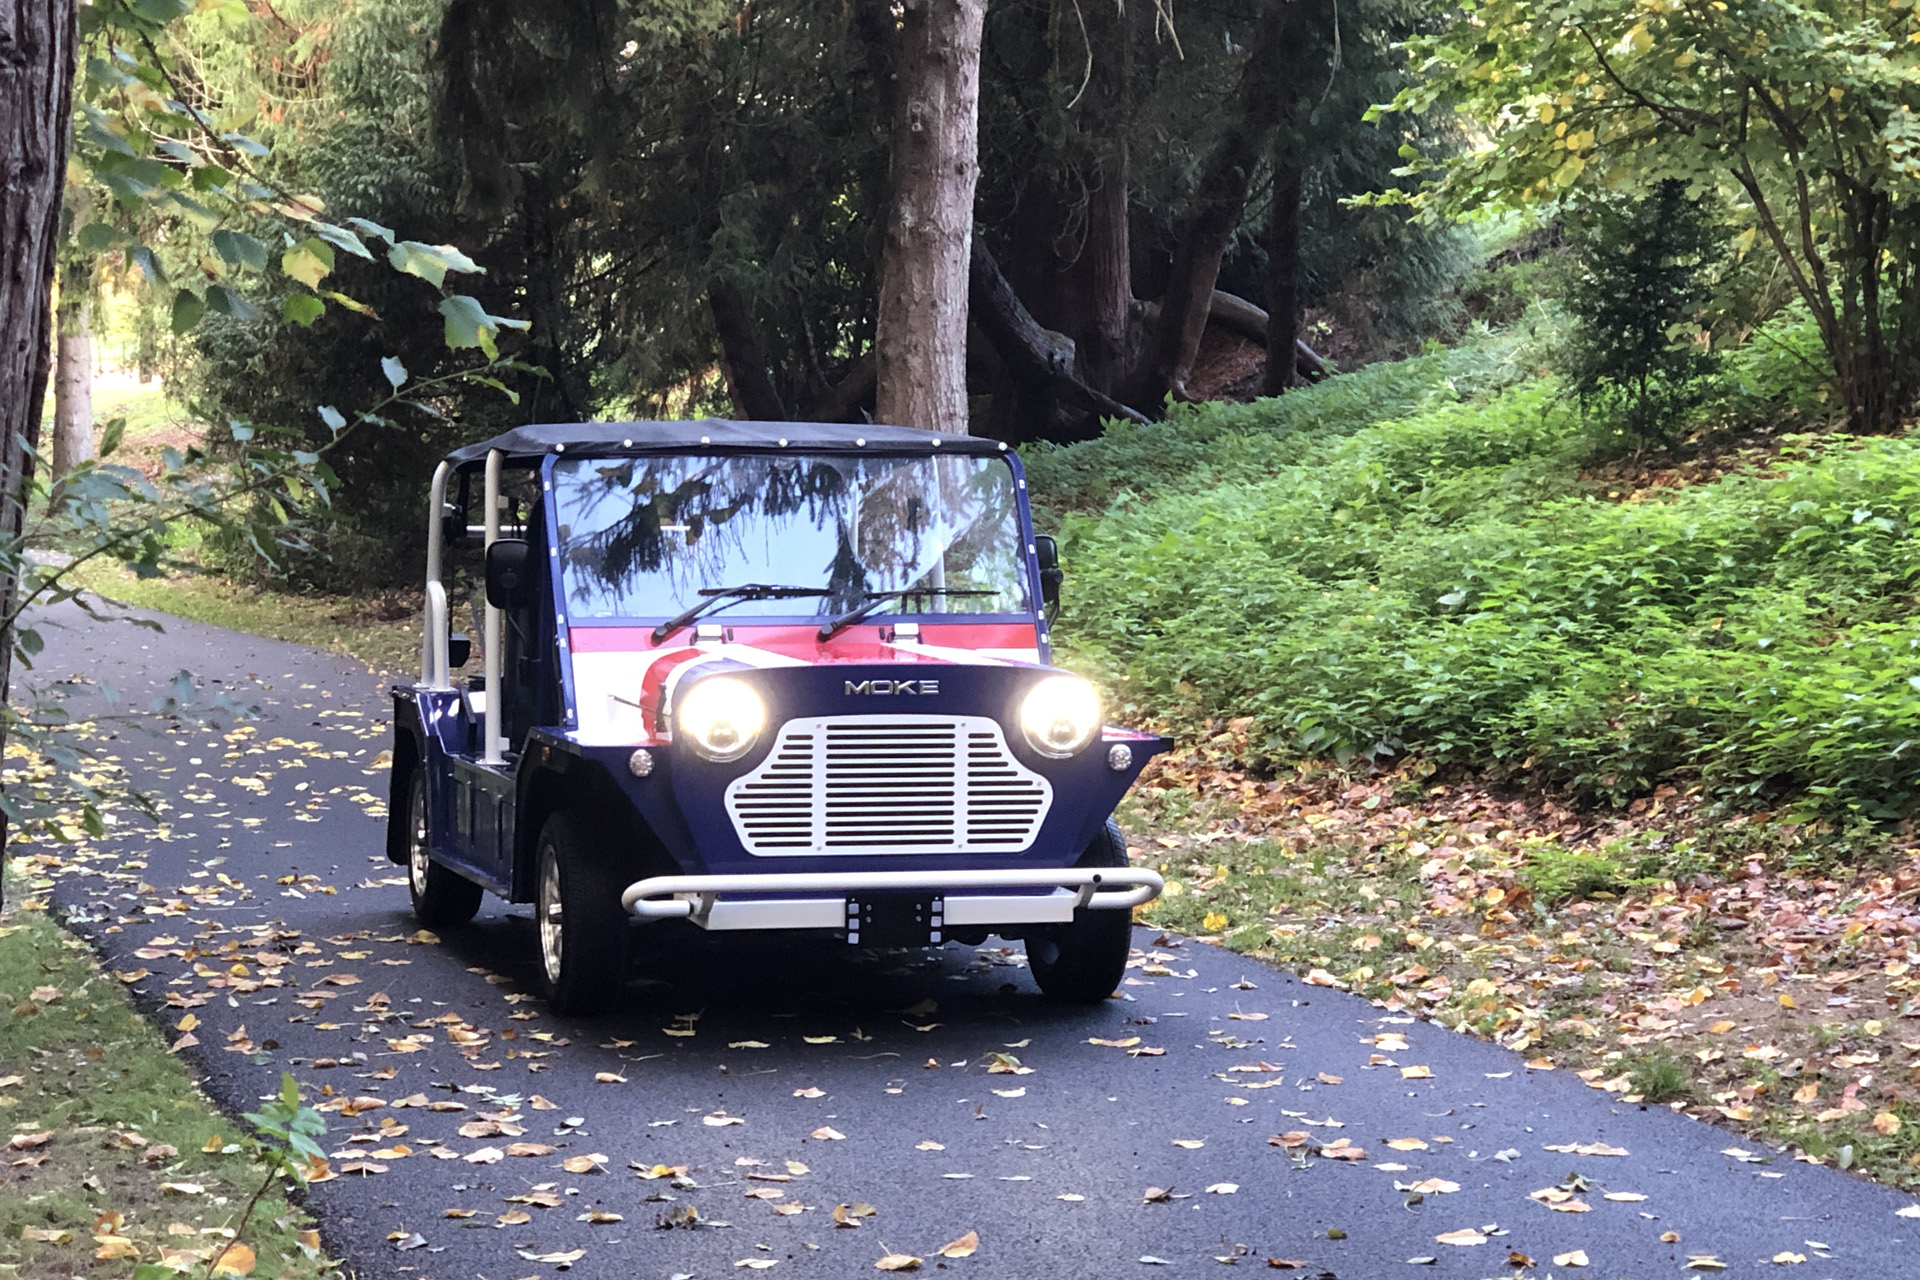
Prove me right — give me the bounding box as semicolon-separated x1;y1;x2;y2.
551;453;1031;620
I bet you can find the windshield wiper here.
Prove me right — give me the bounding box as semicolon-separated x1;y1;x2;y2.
815;588;993;642
652;584;836;644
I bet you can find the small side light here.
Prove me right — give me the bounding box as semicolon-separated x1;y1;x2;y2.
628;748;655;778
1106;743;1133;772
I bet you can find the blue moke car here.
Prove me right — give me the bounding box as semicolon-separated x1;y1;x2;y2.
386;420;1169;1014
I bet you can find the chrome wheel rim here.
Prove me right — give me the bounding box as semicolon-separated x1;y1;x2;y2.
407;780;430;897
538;848;564;986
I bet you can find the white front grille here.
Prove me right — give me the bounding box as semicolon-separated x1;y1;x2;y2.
724;715;1052;855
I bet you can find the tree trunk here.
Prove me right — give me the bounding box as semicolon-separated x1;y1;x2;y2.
52;271;93;481
969;240;1150;439
708;278;788;421
1262;146;1304;397
1128;0;1293;409
0;0;79;900
870;0;987;434
1078;0;1133;397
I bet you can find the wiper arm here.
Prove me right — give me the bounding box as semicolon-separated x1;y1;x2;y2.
815;588;993;643
651;584;835;644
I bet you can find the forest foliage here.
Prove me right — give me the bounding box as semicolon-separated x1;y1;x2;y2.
51;0;1920;827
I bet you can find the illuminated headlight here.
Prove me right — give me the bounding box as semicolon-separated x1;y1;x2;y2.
676;677;767;763
1018;676;1101;758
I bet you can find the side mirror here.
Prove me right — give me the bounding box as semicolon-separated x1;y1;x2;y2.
447;632;472;669
484;538;534;610
1034;533;1063;615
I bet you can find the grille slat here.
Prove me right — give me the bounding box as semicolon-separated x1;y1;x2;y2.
725;714;1052;855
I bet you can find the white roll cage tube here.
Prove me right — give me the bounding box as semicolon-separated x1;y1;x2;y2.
419;460;453;690
482;448;506;764
622;867;1164;925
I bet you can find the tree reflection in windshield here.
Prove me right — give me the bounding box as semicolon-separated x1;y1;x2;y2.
551;453;1030;620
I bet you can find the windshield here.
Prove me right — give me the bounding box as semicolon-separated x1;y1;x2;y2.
551;453;1032;621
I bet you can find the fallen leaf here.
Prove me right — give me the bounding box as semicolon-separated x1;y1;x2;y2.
8;1131;52;1150
1407;1178;1458;1194
1434;1229;1486;1247
1400;1065;1433;1080
794;1087;826;1099
211;1242;256;1276
1773;1252;1806;1264
1206;1182;1240;1194
937;1230;979;1259
876;1253;922;1271
506;1142;557;1157
704;1113;745;1127
1386;1138;1429;1151
464;1146;505;1164
1602;1191;1647;1202
1553;1250;1589;1267
518;1248;587;1265
594;1072;626;1084
1684;1258;1727;1272
579;1210;623;1224
916;1140;945;1151
812;1126;846;1141
1171;1138;1205;1149
562;1154;608;1175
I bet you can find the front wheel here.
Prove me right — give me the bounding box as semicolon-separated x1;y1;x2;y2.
1027;820;1136;1003
534;811;631;1016
406;771;483;928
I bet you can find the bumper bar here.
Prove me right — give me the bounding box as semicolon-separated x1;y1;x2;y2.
621;867;1164;928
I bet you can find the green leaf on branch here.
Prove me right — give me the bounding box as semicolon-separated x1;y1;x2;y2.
344;216;396;244
75;222;122;253
317;405;347;433
439;294;529;357
311;220;374;260
126;245;165;285
220;130;270;158
169;288;205;334
97;417;126;458
320;289;377;317
281;237;334;289
381;356;408;389
205;285;262;321
389;240;483;288
281;294;324;326
211;229;270;271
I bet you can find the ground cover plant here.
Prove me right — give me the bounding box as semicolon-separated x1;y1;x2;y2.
1046;328;1920;825
0;891;334;1278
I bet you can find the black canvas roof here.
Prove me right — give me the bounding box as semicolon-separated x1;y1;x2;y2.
444;420;1010;468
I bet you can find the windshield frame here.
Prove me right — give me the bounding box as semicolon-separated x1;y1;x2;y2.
538;447;1045;630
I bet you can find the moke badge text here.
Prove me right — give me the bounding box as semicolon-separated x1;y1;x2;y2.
845;679;939;695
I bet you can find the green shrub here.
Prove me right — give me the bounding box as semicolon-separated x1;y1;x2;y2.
1040;330;1920;822
1516;843;1648;903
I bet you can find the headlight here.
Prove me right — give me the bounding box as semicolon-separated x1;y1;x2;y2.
676;677;767;762
1018;676;1101;758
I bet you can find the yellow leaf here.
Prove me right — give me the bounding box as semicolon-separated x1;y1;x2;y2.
1873;1112;1902;1136
1554;1251;1589;1267
93;1235;140;1260
1778;994;1796;1009
211;1242;256;1277
1434;1228;1487;1247
1201;912;1229;931
937;1231;980;1259
813;1126;846;1141
1401;1065;1433;1080
876;1254;922;1271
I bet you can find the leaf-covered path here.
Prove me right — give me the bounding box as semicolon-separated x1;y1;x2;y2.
25;603;1920;1277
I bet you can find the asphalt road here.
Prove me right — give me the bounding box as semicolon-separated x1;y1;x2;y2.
30;600;1920;1279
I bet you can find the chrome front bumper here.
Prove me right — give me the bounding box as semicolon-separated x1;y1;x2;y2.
620;867;1163;932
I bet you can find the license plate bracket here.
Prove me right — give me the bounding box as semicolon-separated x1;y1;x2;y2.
846;893;944;947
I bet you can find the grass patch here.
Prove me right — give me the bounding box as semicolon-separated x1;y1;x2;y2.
0;897;334;1277
67;547;423;676
1041;312;1920;823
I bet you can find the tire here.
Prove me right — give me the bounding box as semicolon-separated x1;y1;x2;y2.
534;810;631;1016
1027;820;1136;1003
406;770;483;928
